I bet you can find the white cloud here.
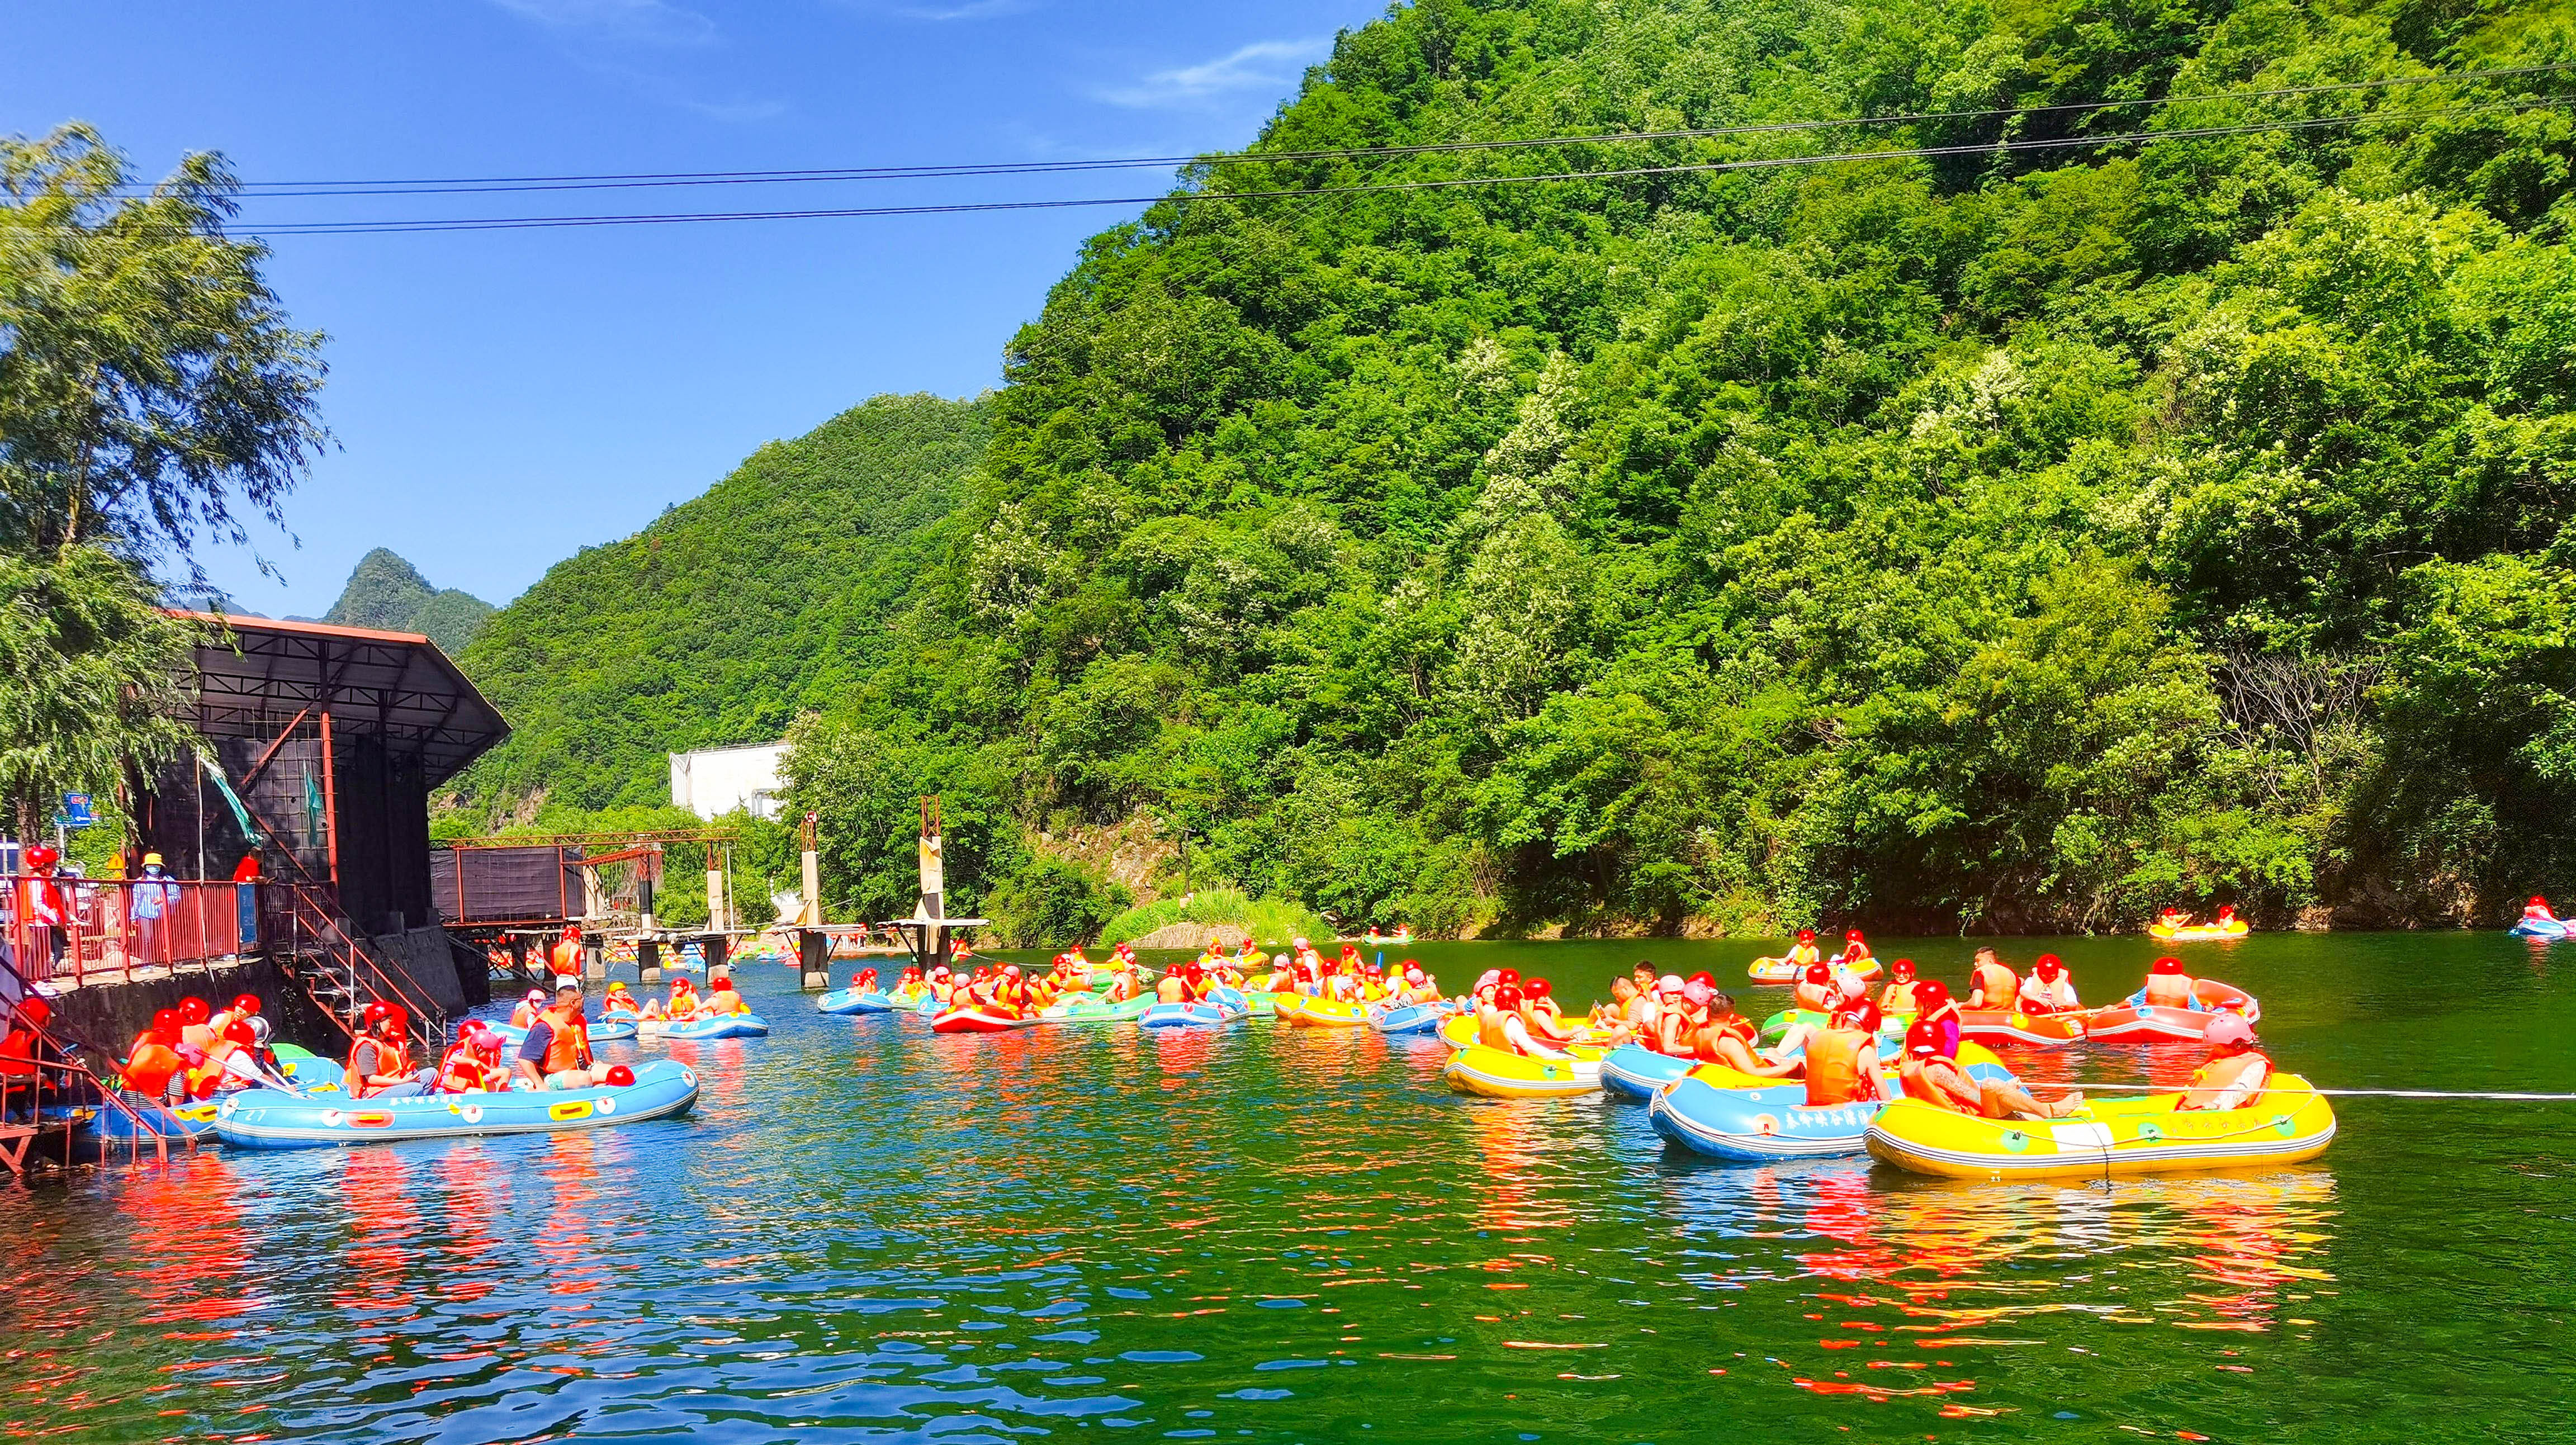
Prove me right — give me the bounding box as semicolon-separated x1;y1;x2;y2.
489;0;717;48
1096;37;1328;110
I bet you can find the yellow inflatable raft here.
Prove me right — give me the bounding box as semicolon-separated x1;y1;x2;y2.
1747;955;1883;983
1864;1074;2335;1180
2148;918;2250;942
1277;994;1372;1027
1441;1040;1609;1098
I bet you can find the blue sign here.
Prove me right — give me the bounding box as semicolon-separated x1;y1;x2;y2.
58;793;94;829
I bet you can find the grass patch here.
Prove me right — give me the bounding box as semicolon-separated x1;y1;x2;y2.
1098;889;1337;948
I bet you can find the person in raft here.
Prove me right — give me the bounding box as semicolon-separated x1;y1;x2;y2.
1784;930;1822;969
1878;958;1924;1015
603;981;643;1018
1802;1003;1885;1107
1395;963;1442;1006
1896;1019;2086;1120
699;973;751;1017
515;982;612;1092
1480;984;1571;1061
2156;905;2191;930
1792;962;1838;1015
2122;956;2204;1011
2177;1015;2272;1111
509;989;546;1030
1967;947;2018;1010
1836;928;1876;967
121;1008;187;1103
2523;895;2559;923
2214;903;2241;930
437;1023;512;1093
1912;977;1964;1058
2016;954;2081;1013
1698;990;1791;1077
849;967;881;995
348;1006;432;1099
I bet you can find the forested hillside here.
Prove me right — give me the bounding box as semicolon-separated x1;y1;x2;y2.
443;393;990;821
320;547;495;654
773;0;2576;935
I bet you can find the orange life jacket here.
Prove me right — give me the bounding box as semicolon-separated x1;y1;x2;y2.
541;1010;589;1074
437;1043;499;1093
1803;1029;1880;1107
2182;1050;2272;1110
122;1041;182;1097
1971;961;2018;1008
346;1034;410;1099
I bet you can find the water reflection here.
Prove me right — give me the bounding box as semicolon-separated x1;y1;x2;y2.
7;930;2574;1441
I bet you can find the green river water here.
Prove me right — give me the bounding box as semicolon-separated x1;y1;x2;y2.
6;931;2572;1443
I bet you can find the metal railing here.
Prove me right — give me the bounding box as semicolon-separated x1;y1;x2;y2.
0;958;187;1171
268;880;447;1058
1;875;253;988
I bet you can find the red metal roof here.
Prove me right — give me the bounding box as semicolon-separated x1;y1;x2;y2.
174;612;510;784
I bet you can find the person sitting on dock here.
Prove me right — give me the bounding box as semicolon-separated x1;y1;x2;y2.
1896;1020;2084;1120
2015;954;2081;1013
509;989;546;1030
2178;1016;2272;1110
1878;958;1922;1015
2123;956;2203;1010
1968;947;2018;1010
1802;1005;1884;1107
515;982;609;1092
347;1009;429;1099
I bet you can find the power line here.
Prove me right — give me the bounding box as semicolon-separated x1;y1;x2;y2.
206;98;2561;237
117;60;2576;200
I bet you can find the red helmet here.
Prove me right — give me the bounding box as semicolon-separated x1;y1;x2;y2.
1891;958;1916;980
1796;928;1816;942
2035;954;2063;978
2533;896;2550;907
23;844;58;869
1526;978;1552;999
1844;929;1865;942
604;1064;637;1087
18;998;50;1027
222;1019;256;1048
1495;986;1524;1010
179;997;212;1025
1904;1018;1945;1058
1499;969;1521;986
1851;1001;1883;1034
2151;956;2184;975
1803;963;1831;987
150;1007;182;1035
1687;972;1714;989
1914;979;1951;1006
230;993;262;1016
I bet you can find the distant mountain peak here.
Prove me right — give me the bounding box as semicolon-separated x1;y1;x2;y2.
323;548;495;655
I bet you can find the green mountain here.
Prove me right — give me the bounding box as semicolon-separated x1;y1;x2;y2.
444;392;991;818
769;0;2576;935
321;548;495;655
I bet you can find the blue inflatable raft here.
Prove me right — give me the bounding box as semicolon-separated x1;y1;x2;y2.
1370;1001;1455;1036
2510;917;2569;940
1139;988;1247;1029
663;1013;769;1040
1599;1045;1694;1101
818;988;896;1015
211;1060;701;1150
1647;1051;2019;1162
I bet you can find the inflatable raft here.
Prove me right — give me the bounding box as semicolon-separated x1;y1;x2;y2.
212;1060;701;1150
663;1013;769;1040
1370;1000;1453;1036
1748;955;1882;984
1441;1041;1606;1098
931;1006;1040;1033
1599;1044;1694;1100
1865;1075;2336;1179
1138;991;1248;1029
93;1097;222;1143
2511;917;2570;940
818;988;896;1015
1958;1009;2087;1048
2084;980;2261;1042
1649;1043;2014;1162
1040;992;1153;1025
1277;994;1371;1027
2149;918;2250;942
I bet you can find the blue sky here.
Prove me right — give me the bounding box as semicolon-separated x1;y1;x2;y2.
2;0;1383;616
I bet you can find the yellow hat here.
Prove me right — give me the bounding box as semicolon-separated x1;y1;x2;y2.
142;852;164;866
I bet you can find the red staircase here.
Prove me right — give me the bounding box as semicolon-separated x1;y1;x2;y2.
266;880;448;1060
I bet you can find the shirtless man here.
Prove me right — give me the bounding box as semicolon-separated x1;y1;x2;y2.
1895;1020;2084;1120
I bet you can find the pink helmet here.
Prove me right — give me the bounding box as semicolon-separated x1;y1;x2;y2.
2204;1015;2256;1049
